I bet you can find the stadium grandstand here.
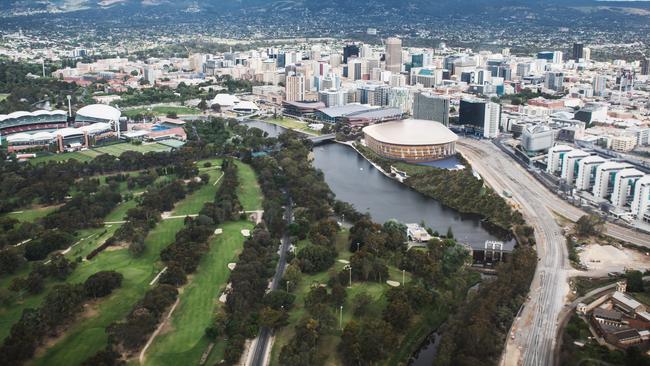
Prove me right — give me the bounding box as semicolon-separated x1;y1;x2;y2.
0;110;68;136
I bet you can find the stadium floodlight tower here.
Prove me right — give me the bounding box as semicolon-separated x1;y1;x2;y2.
66;95;72;117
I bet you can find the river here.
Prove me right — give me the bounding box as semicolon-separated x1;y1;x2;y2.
243;119;513;251
243;119;507;364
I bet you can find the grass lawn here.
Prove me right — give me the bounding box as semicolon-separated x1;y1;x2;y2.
122;106;201;118
263;117;322;136
33;172;224;365
144;221;254;366
3;205;59;222
28;143;170;165
173;167;222;216
93;143;171;156
234;161;263;211
29;150;99;165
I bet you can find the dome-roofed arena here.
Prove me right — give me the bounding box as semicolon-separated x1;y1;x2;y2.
362;119;458;162
75;104;121;124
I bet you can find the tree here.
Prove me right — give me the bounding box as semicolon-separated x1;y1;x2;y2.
259;306;289;328
263;290;296;310
158;264;187;286
198;99;208;111
331;283;347;306
626;270;644;293
575;214;605;237
84;271;123;298
383;299;413;328
446;226;454;239
352;292;373;316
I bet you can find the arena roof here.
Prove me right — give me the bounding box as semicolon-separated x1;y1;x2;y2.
76;104;121;122
212;94;240;107
317;104;370;118
363;119;458;146
0;110;67;122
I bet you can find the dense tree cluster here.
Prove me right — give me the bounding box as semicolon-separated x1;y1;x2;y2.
106;284;178;353
575;214;606;237
434;245;537;366
98;179;189;258
221;226;279;363
43;187;122;232
0;148;195;214
355;144;525;231
0;270;123;365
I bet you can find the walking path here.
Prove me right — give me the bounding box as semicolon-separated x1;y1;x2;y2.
139;297;181;365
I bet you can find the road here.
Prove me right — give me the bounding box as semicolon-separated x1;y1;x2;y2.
458;139;570;366
248;201;293;366
458;138;650;366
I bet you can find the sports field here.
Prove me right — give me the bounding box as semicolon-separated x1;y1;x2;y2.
93;142;171;156
28;142;171;165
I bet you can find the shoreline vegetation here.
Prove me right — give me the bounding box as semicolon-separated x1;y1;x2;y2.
341;139;537;365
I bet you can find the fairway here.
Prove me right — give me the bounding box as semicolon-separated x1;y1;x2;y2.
3;205;59;222
144;221;254;366
33;169;224;366
234;160;263;211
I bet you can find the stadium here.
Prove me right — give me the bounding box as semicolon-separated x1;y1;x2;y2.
1;104;121;153
362;119;458;162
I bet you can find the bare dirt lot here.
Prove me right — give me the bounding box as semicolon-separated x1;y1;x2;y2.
575;244;650;276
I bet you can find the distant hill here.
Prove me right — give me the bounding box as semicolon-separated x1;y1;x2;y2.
2;0;650;18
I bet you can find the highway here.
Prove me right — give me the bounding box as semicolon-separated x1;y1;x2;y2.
457;138;650;366
248;201;293;366
458;138;568;366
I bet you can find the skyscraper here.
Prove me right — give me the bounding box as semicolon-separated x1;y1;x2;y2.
572;43;584;61
343;44;359;64
413;93;450;126
459;98;501;138
285;73;305;102
385;37;402;74
642;58;650;76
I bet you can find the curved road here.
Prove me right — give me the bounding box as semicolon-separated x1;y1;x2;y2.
458;139;650;366
457;139;568;366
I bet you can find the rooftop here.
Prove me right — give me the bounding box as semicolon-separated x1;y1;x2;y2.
363;119;458;146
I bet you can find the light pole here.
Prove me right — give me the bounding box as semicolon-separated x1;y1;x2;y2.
402;269;405;286
339;305;343;330
286;280;290;293
356;242;360;252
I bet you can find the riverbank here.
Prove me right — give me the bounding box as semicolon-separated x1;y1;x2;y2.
347;141;525;233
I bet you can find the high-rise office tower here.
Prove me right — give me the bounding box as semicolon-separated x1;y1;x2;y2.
642;58;650;76
545;71;564;92
385;37;402;74
413;93;450;126
285;73;305;102
592;75;607;96
459;98;501;138
572;43;584;61
343;44;359;64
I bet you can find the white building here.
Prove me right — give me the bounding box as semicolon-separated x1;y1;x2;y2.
592;162;632;200
631;176;650;222
546;145;574;175
575;155;607;192
561;149;590;186
611;169;645;208
285;73;305;102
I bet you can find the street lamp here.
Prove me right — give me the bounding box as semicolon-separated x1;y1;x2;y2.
356;242;360;252
339;305;343;330
286;280;290;293
402;269;405;286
